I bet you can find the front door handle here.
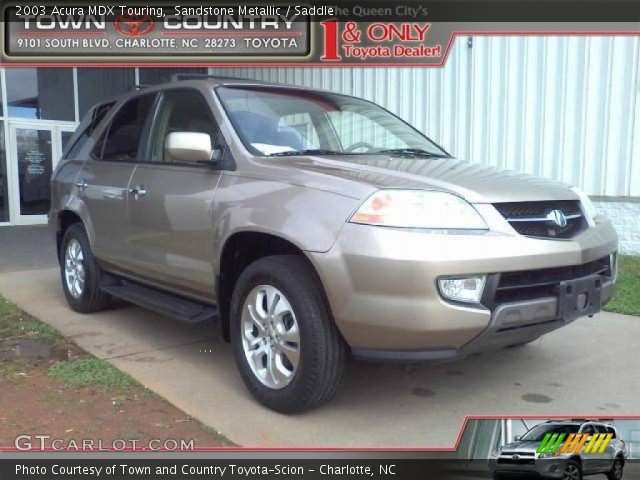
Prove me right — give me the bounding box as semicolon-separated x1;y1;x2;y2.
129;185;148;200
75;179;88;191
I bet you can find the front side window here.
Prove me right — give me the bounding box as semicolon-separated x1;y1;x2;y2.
216;85;448;158
149;90;221;163
94;94;155;162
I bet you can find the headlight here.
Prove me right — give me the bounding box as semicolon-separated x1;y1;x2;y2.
571;186;598;226
350;190;488;230
490;447;502;457
538;452;557;459
438;276;486;304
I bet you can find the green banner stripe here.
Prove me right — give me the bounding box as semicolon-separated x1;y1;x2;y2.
537;433;552;453
544;433;559;453
550;433;566;453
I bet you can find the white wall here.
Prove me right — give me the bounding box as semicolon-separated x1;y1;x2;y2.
210;35;640;198
594;199;640;254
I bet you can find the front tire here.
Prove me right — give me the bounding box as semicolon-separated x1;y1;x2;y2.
60;223;111;313
563;460;583;480
230;255;348;413
607;457;624;480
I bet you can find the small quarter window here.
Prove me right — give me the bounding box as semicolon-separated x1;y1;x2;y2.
65;102;115;160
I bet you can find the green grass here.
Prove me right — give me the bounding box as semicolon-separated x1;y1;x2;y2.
48;358;140;392
0;297;64;344
604;255;640;317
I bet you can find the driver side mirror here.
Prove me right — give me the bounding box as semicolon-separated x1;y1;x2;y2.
165;132;221;164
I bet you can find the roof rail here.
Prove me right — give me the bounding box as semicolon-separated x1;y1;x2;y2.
170;73;253;82
135;84;152;90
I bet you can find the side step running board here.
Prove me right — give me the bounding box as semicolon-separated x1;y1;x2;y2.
102;280;218;324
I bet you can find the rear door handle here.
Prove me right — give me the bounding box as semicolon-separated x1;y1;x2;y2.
129;185;148;200
75;179;88;191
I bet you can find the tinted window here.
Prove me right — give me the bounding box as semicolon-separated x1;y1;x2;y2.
6;68;74;121
607;427;616;438
582;425;596;434
150;90;221;163
0;124;8;222
96;95;155;162
66;102;115;160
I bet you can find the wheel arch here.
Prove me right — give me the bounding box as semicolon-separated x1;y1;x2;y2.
216;230;329;342
568;455;583;466
56;210;85;259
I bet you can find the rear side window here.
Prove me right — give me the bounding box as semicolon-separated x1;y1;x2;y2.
64;102;115;160
94;94;155;162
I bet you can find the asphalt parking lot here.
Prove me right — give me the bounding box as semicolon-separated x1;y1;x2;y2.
1;227;639;447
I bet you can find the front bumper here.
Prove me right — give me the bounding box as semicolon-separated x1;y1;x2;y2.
489;456;570;479
306;217;618;359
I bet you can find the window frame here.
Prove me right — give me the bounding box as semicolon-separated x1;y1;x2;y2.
91;92;158;163
142;87;230;170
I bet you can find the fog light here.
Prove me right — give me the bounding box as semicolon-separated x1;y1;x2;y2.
438;275;486;304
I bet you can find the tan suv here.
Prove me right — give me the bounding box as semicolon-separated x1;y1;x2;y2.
50;76;618;412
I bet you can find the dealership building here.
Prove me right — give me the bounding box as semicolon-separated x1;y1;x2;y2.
0;36;638;252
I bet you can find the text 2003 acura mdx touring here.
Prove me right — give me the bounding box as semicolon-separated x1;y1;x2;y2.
50;77;618;412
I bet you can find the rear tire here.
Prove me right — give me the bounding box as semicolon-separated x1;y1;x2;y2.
60;223;111;313
230;255;348;413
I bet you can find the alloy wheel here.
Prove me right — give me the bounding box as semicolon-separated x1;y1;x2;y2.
564;464;581;480
614;459;623;479
241;285;301;389
64;239;85;299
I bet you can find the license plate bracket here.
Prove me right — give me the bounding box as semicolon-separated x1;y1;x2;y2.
557;274;603;322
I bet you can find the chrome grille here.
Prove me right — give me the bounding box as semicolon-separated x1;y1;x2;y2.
494;200;587;239
497;451;536;465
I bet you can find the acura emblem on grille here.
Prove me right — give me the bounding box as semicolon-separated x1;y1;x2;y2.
546;209;568;227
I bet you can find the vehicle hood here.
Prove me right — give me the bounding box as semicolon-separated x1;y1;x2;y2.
501;441;541;453
276;155;578;204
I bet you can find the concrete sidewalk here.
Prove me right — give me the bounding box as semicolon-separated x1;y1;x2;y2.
1;267;638;448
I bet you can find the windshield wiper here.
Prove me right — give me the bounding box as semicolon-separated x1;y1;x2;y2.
375;148;448;158
269;149;342;157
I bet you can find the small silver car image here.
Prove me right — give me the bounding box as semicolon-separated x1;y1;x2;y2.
489;420;627;480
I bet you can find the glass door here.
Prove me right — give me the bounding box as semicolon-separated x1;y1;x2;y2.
8;123;63;225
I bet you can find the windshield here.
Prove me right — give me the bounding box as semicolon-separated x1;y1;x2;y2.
520;424;581;442
216;85;448;158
